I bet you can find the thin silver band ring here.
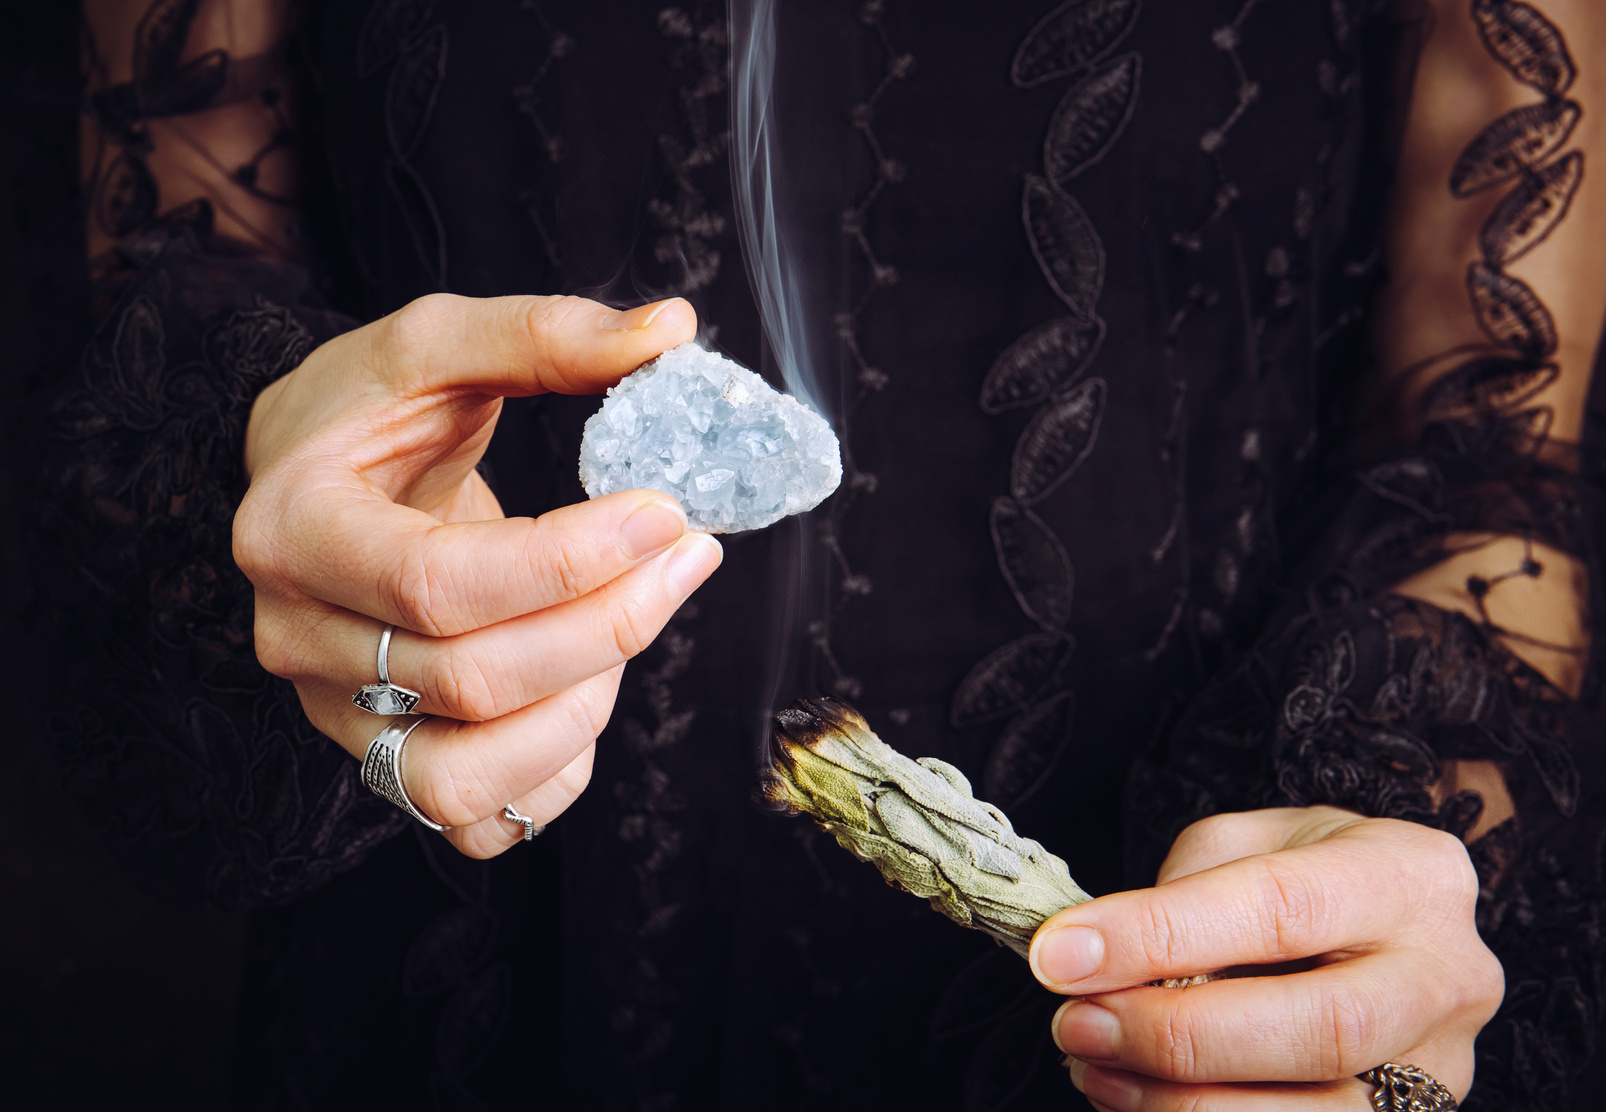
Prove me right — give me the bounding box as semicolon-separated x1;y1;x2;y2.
352;623;422;715
502;805;545;841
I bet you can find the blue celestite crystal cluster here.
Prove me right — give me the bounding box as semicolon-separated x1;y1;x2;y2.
578;343;842;533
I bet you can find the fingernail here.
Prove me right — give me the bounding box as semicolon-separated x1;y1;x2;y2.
1054;1001;1119;1060
1079;1064;1142;1112
620;499;686;559
601;298;683;332
1067;1057;1087;1092
665;532;722;595
1031;924;1105;988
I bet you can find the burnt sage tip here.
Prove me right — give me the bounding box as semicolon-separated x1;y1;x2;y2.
750;768;796;815
772;696;869;747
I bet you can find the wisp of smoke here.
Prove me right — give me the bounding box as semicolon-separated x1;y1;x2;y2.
728;0;840;779
728;0;826;416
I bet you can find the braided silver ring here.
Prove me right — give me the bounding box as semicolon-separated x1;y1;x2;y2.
352;624;422;715
1360;1063;1458;1111
502;805;545;841
360;713;445;831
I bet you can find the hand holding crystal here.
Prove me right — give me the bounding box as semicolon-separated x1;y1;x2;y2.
236;293;723;857
1030;807;1501;1110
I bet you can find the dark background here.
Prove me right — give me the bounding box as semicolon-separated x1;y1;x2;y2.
0;5;240;1107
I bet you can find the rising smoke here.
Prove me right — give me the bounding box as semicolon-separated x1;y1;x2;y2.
728;0;827;416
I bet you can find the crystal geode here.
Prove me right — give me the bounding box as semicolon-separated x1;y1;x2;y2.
578;343;842;533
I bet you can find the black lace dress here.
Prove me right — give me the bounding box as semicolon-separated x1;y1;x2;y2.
11;1;1606;1109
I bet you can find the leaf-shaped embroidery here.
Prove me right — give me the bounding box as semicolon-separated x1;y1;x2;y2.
1011;378;1107;504
1472;0;1576;94
1450;99;1581;195
1421;356;1558;421
1481;150;1583;266
980;316;1106;414
962;998;1060;1112
1358;457;1445;521
133;0;202;84
1044;53;1141;187
984;690;1074;810
950;634;1074;729
1467;262;1557;356
1023;176;1105;318
1011;0;1141;88
386;25;449;160
388;157;448;288
1355;730;1438;782
358;0;438;78
930;947;1040;1040
990;498;1074;630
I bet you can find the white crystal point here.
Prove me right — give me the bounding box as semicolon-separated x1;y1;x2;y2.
578;343;843;533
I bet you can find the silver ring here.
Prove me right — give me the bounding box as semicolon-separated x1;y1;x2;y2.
502;805;545;841
352;624;422;715
361;713;445;831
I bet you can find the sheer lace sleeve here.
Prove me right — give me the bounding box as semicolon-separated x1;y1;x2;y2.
1131;3;1606;1107
24;1;405;908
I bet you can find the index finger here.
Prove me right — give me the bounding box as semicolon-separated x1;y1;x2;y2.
368;293;699;398
238;482;704;636
1027;824;1477;993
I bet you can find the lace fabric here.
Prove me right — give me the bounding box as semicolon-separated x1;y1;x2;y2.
30;224;403;908
16;1;1606;1108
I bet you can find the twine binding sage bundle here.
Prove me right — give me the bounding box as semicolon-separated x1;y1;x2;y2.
759;698;1092;958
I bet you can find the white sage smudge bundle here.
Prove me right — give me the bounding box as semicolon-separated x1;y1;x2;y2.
759;698;1091;958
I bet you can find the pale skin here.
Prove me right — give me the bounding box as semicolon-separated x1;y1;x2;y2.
238;292;723;859
81;0;1590;1101
1032;809;1502;1110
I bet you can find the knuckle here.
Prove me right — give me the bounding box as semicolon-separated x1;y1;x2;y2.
523;296;585;381
1461;944;1506;1023
1137;897;1187;973
428;644;503;722
532;530;590;604
558;678;614;743
231;497;268;581
384;550;452;637
1433;830;1481;905
1318;982;1373;1078
387;293;459;351
1153;1004;1205;1083
1394;821;1481;912
1172;812;1243;859
607;597;659;660
232;487;290;587
1254;857;1322;957
252;614;301;679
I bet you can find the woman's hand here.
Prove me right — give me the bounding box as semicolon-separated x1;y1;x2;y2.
1029;807;1503;1109
235;292;722;858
